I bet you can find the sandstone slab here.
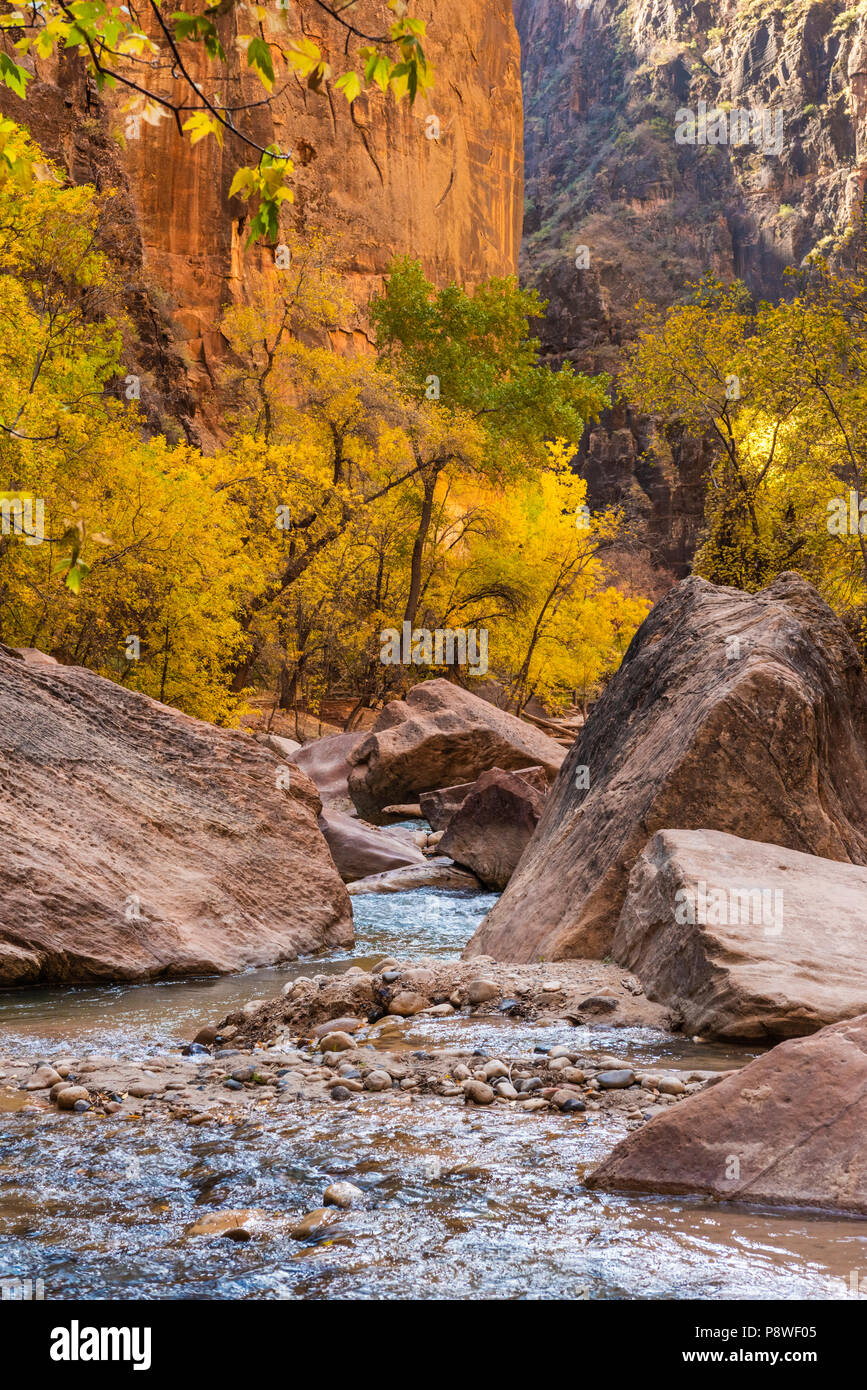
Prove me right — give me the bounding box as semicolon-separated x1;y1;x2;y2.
467;574;867;962
0;648;353;984
346;863;483;894
318;809;425;883
614;828;867;1040
585;1013;867;1215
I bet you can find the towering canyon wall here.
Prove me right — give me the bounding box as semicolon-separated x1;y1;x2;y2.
516;0;867;573
1;2;522;442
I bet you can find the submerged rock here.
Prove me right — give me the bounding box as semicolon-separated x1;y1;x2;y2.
586;1012;867;1215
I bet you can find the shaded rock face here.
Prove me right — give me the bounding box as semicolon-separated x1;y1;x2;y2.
1;1;522;440
347;679;565;822
466;573;867;963
438;768;547;890
0;648;353;985
318;809;426;884
614;829;867;1041
586;1013;867;1215
419;764;549;831
516;0;867;572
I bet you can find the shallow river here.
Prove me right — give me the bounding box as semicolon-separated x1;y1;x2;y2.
1;885;864;1300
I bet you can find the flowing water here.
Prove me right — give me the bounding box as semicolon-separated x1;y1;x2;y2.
1;884;865;1301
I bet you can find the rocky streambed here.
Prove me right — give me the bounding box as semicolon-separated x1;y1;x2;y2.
1;884;865;1300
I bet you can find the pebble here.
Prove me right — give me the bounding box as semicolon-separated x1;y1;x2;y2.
324;1181;363;1209
24;1066;61;1091
496;1082;519;1100
186;1209;259;1237
329;1076;363;1092
290;1207;341;1241
56;1086;89;1110
561;1067;586;1085
319;1031;356;1052
541;981;563;993
518;1097;548;1112
330;1086;352;1102
467;979;499;1005
552;1090;586;1112
193;1026;219;1045
657;1077;687;1096
595;1069;636;1089
312;1017;363;1039
482;1060;509;1081
363;1070;393;1091
388;991;428;1017
461;1079;494;1105
425;1003;454;1017
452;1063;471;1081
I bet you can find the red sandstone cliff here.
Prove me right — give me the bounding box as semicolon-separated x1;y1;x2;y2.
1;1;522;441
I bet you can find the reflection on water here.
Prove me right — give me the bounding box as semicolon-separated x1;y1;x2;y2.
0;879;864;1300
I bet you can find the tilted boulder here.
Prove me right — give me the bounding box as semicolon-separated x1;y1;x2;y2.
0;648;353;984
585;1012;867;1215
466;574;867;962
347;679;564;823
613;828;867;1040
318;809;426;883
420;765;549;831
438;768;547;890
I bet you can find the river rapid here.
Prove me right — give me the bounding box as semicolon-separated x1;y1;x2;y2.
1;881;864;1301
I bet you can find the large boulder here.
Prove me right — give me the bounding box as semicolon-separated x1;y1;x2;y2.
291;732;367;811
347;679;564;822
466;574;867;962
0;648;353;984
613;829;867;1040
420;765;549;832
585;1013;867;1215
438;768;547;890
318;809;426;883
